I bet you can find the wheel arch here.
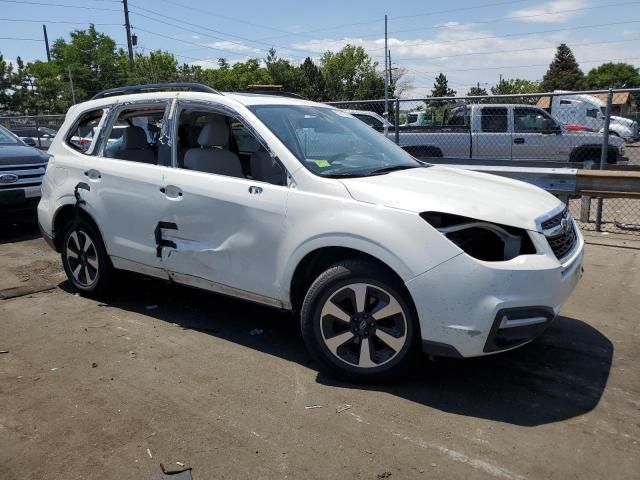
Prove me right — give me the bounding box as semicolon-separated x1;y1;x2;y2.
288;245;411;314
569;144;618;163
52;204;105;252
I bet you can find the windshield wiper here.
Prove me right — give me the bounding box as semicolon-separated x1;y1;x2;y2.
366;165;423;176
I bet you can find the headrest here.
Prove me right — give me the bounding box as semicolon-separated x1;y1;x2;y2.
122;126;149;149
198;116;229;147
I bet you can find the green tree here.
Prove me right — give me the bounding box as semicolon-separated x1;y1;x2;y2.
130;50;179;84
431;73;456;98
467;85;488;96
540;43;584;91
584;62;640;89
321;45;386;101
264;48;306;92
300;57;326;101
0;53;14;111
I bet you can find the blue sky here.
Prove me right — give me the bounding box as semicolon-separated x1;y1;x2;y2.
1;0;639;97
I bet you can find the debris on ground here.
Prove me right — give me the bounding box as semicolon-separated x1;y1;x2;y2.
0;350;8;354
147;448;153;459
377;472;392;479
91;362;98;368
129;351;137;358
336;404;352;414
305;405;322;410
50;368;58;372
249;328;263;336
176;462;185;467
160;462;192;479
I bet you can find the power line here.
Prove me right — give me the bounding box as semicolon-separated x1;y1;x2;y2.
0;18;121;25
127;5;323;59
347;0;640;41
258;0;531;41
0;0;120;11
0;36;43;42
147;0;292;36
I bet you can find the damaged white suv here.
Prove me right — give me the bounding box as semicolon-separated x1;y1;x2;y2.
38;83;584;381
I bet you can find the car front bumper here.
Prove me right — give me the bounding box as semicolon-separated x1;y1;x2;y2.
406;229;584;358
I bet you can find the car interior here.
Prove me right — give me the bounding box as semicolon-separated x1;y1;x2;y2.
177;108;286;185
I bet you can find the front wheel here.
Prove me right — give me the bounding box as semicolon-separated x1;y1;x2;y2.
61;218;113;296
300;259;418;382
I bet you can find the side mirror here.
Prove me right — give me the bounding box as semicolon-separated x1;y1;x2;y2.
23;137;37;147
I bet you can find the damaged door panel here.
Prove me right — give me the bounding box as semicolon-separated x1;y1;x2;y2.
159;170;289;303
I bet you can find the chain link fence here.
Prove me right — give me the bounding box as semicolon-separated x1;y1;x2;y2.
0;114;66;150
328;88;640;236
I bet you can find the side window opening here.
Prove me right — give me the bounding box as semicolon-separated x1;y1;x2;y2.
480;107;508;132
514;108;558;133
177;107;286;185
103;104;167;165
65;108;107;154
586;108;599;119
353;114;382;128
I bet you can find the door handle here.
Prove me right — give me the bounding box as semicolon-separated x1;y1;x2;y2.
248;185;263;195
160;185;183;199
513;138;525;144
84;169;101;180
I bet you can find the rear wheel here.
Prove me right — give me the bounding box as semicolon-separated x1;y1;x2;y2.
61;218;113;296
301;259;418;382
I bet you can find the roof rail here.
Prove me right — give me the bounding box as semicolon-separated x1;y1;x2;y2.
91;82;220;100
235;89;307;99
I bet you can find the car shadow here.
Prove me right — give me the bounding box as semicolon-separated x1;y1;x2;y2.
61;273;613;428
0;222;41;245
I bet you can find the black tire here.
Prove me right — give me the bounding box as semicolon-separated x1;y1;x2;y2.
61;217;113;297
300;259;419;383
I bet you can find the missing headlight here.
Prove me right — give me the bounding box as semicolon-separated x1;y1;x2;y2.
421;212;536;261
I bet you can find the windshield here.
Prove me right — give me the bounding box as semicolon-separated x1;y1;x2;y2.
248;105;422;177
407;113;418;123
0;126;20;145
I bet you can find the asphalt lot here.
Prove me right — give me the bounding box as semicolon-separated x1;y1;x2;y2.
1;225;639;480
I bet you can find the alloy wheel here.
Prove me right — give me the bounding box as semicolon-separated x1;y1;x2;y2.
320;283;408;368
65;229;99;287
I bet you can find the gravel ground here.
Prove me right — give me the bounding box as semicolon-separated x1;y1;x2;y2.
0;225;639;480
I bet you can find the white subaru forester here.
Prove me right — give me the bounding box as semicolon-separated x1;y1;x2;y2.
38;84;584;382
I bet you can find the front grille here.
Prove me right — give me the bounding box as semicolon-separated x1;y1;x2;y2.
0;163;47;191
542;207;578;260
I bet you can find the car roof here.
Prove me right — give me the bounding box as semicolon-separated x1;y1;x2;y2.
72;90;327;112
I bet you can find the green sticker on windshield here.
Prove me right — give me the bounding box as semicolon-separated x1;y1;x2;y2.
314;160;331;168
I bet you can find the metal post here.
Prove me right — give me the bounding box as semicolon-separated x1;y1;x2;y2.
68;66;76;104
123;0;134;64
383;14;388;121
35;117;41;149
595;88;613;231
394;98;400;145
43;25;51;61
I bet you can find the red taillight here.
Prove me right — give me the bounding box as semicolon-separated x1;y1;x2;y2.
564;124;594;132
80;138;90;146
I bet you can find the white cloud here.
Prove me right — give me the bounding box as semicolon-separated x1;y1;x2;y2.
207;41;262;55
192;35;201;40
508;0;588;23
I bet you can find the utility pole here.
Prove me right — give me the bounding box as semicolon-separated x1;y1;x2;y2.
384;14;388;119
388;50;393;86
42;25;51;61
68;66;76;104
123;0;134;64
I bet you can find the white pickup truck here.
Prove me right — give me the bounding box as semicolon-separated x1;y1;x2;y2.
346;105;627;164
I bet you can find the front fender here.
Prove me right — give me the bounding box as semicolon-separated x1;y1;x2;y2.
277;189;461;298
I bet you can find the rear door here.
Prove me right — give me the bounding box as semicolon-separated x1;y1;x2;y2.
474;107;511;159
512;107;568;161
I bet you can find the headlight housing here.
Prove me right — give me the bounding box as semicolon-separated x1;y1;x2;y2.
421;212;536;261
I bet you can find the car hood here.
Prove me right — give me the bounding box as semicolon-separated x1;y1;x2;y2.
339;166;562;231
0;144;49;166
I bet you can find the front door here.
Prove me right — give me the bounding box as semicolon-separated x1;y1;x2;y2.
474;107;511;160
511;107;569;161
159;103;289;305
